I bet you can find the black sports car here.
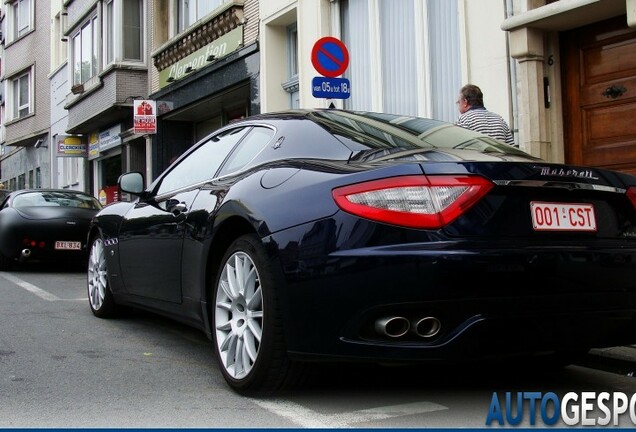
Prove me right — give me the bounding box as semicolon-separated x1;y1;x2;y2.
0;189;102;269
86;109;636;395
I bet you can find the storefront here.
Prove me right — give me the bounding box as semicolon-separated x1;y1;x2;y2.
87;120;151;205
149;25;260;175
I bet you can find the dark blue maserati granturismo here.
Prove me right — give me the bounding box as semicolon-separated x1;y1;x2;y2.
86;109;636;395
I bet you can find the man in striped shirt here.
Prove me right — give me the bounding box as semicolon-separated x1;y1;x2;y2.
456;84;516;147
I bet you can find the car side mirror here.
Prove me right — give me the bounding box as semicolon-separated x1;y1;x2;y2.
118;172;145;195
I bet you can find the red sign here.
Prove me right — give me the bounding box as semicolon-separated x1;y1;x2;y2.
133;100;157;134
311;37;349;78
99;185;120;206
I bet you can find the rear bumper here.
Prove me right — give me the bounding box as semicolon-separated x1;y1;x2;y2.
13;245;87;264
276;241;636;362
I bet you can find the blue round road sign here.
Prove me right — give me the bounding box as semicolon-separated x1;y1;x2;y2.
311;37;350;78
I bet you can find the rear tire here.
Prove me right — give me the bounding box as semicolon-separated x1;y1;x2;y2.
87;234;118;318
212;234;304;396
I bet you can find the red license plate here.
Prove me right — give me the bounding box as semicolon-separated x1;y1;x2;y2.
55;241;81;250
530;202;597;232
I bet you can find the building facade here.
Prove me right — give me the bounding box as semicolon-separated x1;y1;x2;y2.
147;0;260;177
1;0;51;189
261;0;513;133
503;0;636;175
2;0;636;197
62;0;149;204
262;0;636;182
50;0;88;192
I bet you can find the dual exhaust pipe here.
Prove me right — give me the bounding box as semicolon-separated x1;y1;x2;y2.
375;316;442;339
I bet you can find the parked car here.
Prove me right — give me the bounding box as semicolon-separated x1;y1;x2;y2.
0;188;11;202
0;189;102;269
86;109;636;395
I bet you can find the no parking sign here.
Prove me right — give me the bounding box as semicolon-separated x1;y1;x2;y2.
311;37;351;99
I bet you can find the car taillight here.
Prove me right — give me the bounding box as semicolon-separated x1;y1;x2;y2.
627;186;636;210
332;175;494;229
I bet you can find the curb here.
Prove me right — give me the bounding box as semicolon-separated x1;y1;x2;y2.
576;346;636;377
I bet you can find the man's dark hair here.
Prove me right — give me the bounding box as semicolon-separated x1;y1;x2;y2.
460;84;484;107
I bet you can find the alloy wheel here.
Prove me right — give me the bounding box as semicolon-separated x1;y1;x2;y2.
88;237;108;311
215;251;264;380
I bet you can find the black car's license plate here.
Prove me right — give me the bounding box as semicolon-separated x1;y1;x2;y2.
530;201;596;232
55;241;82;250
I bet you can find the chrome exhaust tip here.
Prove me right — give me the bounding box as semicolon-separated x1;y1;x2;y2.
375;316;410;338
412;316;442;338
20;249;31;261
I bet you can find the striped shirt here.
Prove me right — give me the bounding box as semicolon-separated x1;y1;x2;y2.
456;107;516;146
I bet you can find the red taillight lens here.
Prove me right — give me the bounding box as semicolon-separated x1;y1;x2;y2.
627;186;636;210
332;175;494;229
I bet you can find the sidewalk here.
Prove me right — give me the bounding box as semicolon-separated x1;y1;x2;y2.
577;345;636;376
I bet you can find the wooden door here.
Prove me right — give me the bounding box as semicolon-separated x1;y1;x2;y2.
561;16;636;175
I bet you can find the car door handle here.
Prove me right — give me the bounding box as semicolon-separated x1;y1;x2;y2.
171;202;188;216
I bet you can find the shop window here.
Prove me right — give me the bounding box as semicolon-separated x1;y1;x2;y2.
35;167;41;188
17;173;25;189
128;139;146;174
63;158;80;187
102;155;122;187
28;169;33;188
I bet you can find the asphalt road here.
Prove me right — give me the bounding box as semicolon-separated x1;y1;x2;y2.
1;264;635;428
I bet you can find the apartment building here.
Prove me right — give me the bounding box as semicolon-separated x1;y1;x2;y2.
1;0;51;189
61;0;148;204
58;0;259;201
50;0;87;193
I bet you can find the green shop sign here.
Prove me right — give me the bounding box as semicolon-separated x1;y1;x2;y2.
159;26;243;88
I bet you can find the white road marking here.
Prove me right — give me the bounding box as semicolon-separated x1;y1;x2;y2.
253;399;448;428
0;272;83;301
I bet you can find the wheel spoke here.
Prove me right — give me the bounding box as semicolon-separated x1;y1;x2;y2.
244;326;259;360
246;317;262;343
235;255;246;297
216;301;232;312
246;286;262;310
225;265;238;299
220;331;237;354
234;337;245;376
216;319;232;332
